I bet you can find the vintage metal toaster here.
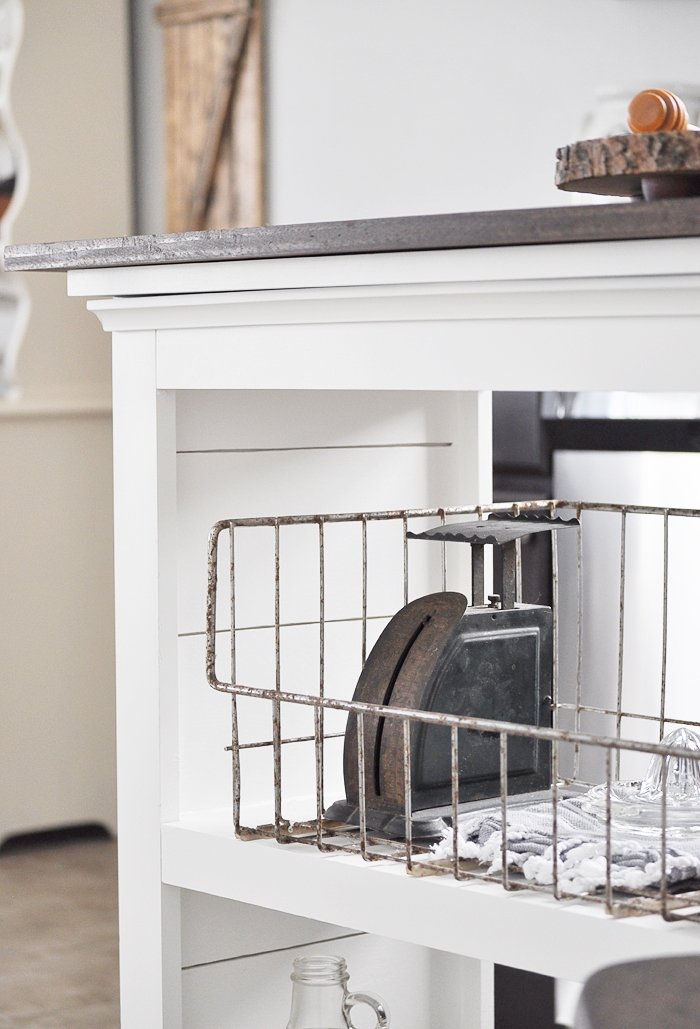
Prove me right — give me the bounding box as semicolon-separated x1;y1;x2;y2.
326;513;577;838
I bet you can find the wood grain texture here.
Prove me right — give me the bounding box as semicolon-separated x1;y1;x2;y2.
556;131;700;197
157;0;264;232
9;199;700;272
188;12;251;229
156;0;249;26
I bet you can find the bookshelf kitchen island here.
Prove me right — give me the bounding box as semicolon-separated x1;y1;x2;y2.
9;200;700;1029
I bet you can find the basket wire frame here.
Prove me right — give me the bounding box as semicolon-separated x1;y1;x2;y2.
206;500;700;921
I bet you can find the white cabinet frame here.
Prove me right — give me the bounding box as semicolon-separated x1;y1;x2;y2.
80;237;700;1027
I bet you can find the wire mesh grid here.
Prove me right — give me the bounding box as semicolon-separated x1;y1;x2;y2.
205;500;700;921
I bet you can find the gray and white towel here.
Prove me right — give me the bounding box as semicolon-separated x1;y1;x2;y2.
432;796;700;895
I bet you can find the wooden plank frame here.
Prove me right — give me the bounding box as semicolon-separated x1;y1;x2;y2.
156;0;264;232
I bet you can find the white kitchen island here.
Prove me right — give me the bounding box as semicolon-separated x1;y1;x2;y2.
9;200;700;1029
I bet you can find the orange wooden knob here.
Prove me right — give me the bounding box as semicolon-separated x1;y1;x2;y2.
628;89;689;132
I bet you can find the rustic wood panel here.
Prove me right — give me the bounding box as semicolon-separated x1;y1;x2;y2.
156;0;264;232
157;0;249;26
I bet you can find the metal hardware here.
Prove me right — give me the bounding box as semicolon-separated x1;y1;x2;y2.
205;500;700;920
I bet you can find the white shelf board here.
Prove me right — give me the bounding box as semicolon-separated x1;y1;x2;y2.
162;810;700;984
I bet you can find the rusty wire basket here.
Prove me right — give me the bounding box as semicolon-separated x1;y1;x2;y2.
205;500;700;921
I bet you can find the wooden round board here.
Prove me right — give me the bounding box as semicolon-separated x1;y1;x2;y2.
556;130;700;197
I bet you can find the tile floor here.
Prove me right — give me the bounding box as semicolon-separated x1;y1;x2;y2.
0;839;119;1028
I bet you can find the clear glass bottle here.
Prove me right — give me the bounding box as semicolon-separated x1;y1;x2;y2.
285;955;389;1029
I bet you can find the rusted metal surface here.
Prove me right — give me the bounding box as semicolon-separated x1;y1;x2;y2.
661;755;669;920
273;521;282;840
204;500;700;921
402;516;409;608
501;539;517;610
361;519;367;667
660;510;669;740
209;679;700;759
551;529;559;730
315;706;323;850
341;592;467;819
574;511;583;780
552;736;560;901
357;712;367;861
500;732;510;891
229;525;241;832
407;517;577;546
471;543;485;607
318;519;325;819
439;509;446;593
403;718;413;871
451;726;459;879
605;748;613;915
227;732;344;751
616;510;627;779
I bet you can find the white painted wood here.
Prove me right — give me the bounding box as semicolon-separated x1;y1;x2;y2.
162;819;700;984
174;389;489;819
112;329;180;1029
176;392;481;635
430;953;494;1029
175;388;490;823
152;317;700;393
176;388;468;451
180;891;355;967
68;235;700;298
182;932;449;1029
479;961;495;1029
163;885;183;1029
86;275;700;334
98;234;700;1026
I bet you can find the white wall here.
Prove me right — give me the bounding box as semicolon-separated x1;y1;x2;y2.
266;0;700;222
133;0;700;231
0;415;117;838
12;0;132;391
554;453;700;777
0;0;132;842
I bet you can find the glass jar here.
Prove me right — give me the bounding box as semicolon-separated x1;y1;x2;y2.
285;955;389;1029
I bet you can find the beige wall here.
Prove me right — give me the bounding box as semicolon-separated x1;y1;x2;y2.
0;0;132;841
12;0;132;391
0;415;117;836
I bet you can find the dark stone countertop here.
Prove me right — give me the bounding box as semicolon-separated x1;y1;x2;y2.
5;199;700;272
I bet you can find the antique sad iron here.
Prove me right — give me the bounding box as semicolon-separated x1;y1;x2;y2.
326;512;578;838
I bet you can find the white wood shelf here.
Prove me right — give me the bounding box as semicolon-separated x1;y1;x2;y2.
162;813;700;985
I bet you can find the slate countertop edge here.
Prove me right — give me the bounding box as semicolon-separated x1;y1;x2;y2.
5;198;700;272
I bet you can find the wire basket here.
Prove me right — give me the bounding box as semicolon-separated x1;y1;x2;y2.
206;500;700;921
